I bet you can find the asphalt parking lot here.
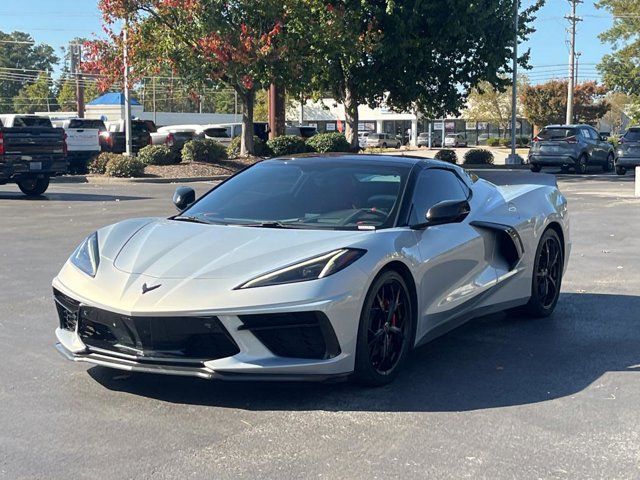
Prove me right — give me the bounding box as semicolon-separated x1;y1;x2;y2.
1;172;639;479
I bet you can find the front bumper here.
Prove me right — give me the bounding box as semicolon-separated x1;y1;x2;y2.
528;154;576;166
53;272;364;380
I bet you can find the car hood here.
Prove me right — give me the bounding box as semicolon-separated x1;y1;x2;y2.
111;219;366;280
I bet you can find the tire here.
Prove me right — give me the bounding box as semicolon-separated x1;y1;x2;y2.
520;228;563;318
353;270;415;386
530;164;542;172
603;153;614;173
560;165;570;173
382;143;387;148
18;176;50;196
574;154;588;174
616;166;626;176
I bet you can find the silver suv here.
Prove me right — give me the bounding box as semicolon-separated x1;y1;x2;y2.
615;127;640;175
528;124;614;174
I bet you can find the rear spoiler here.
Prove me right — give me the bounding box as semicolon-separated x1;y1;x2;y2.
468;169;557;187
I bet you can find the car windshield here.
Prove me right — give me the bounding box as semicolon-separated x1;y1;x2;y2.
623;128;640;142
538;128;577;140
180;159;411;230
132;122;149;134
69;119;106;130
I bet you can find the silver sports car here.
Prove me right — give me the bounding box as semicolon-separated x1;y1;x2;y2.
53;155;570;385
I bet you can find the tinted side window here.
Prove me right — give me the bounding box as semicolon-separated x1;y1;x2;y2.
411;169;468;223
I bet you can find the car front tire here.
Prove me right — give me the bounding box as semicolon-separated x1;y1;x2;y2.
603;153;614;172
616;165;626;176
574;154;588;174
530;164;542;172
18;176;50;196
353;270;414;386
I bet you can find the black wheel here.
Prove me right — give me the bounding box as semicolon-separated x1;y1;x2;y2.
560;165;570;173
382;142;387;148
354;270;414;386
616;165;626;176
603;153;614;172
574;155;588;174
521;229;563;318
530;164;542;172
17;176;50;196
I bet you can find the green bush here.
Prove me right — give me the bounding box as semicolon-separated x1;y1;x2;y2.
266;135;308;157
434;149;458;164
88;152;118;174
518;136;530;147
607;136;619;148
104;155;146;177
137;145;178;166
182;139;228;163
463;148;494;165
227;135;271;158
487;137;500;147
306;133;351;153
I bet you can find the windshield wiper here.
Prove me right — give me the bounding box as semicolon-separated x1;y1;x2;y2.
172;215;211;225
238;221;297;229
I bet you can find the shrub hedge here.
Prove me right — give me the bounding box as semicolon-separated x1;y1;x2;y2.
181;139;228;163
88;152;118;174
487;137;500;147
434;149;458;164
227;135;271;158
306;133;351;153
137;145;178;166
266;135;308;157
104;155;146;177
463;148;494;165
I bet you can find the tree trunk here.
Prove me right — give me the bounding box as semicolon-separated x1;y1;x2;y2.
239;89;255;156
343;85;359;151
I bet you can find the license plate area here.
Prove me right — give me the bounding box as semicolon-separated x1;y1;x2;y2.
29;161;42;171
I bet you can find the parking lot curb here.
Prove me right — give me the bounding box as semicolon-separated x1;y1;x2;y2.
52;175;229;185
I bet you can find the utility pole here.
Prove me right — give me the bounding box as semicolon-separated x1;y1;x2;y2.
565;0;582;125
152;76;157;125
72;44;85;118
123;17;133;156
507;0;520;164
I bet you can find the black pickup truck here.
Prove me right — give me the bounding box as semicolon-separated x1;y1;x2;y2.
0;115;67;196
100;120;152;154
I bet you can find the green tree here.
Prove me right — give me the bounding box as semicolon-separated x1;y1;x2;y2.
307;1;543;149
13;73;57;113
56;79;100;111
464;77;529;137
597;0;640;97
521;80;611;128
0;31;58;113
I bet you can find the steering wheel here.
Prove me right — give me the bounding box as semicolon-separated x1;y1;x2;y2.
341;208;388;225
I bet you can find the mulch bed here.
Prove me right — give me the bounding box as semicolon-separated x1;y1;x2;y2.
143;156;261;178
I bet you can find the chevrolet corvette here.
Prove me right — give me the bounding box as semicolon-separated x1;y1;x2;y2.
53;154;570;385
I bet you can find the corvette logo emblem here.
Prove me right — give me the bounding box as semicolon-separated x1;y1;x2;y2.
141;283;162;294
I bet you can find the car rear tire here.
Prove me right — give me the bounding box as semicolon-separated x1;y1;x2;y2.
603;153;614;173
574;155;588;174
382;143;387;148
560;165;570;173
18;176;50;196
616;166;626;176
530;164;542;172
353;270;414;386
520;228;563;318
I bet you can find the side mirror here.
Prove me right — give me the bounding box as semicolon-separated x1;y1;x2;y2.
172;186;195;211
600;134;609;142
412;199;470;229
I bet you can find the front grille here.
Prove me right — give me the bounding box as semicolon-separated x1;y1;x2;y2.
53;288;80;331
238;312;341;360
77;307;239;361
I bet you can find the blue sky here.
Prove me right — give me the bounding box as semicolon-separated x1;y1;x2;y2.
0;0;614;84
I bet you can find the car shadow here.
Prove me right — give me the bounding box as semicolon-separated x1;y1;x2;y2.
0;192;150;201
88;292;640;412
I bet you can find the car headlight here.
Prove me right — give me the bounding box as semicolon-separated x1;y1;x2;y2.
70;232;100;277
617;149;623;156
238;248;366;289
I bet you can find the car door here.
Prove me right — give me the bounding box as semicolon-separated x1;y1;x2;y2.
591;127;610;161
579;127;598;162
409;168;497;343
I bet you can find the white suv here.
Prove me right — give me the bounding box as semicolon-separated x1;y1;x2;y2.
366;133;401;149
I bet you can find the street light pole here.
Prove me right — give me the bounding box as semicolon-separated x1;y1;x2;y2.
123;17;133;157
507;0;520;165
565;0;582;125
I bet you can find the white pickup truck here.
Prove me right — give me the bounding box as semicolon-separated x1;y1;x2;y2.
51;118;105;173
